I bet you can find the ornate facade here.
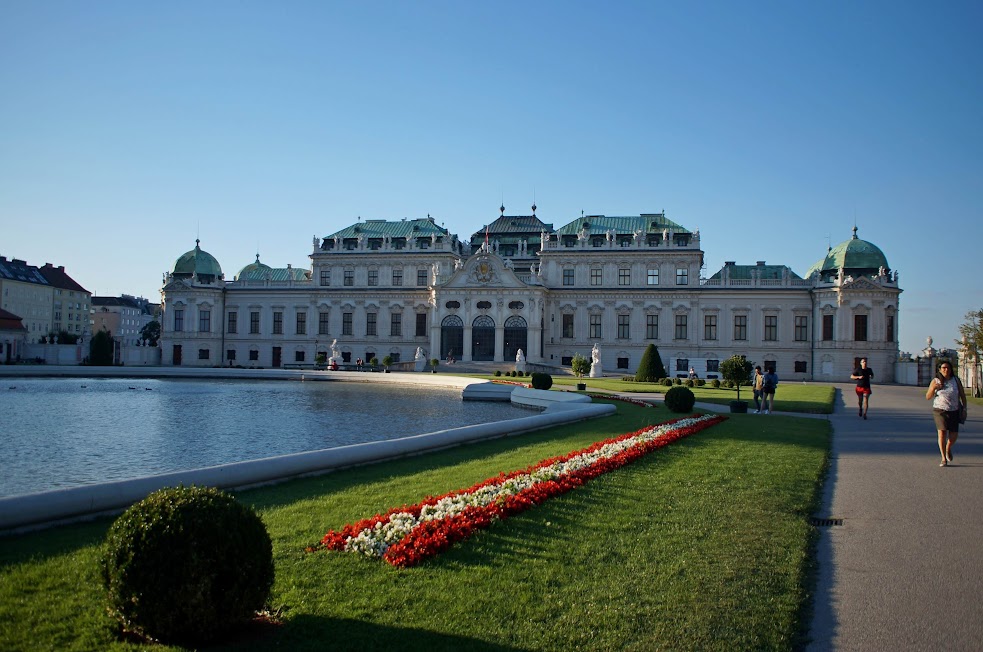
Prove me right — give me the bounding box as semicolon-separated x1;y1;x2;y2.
160;210;901;381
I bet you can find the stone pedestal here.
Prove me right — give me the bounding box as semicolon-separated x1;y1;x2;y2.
590;363;603;378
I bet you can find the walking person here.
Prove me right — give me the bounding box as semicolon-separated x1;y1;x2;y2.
761;367;779;414
926;361;967;467
851;357;874;419
752;366;765;414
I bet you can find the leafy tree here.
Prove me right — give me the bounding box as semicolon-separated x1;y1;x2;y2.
571;353;591;379
720;354;754;402
57;330;79;345
382;355;394;369
635;344;667;382
89;330;115;366
140;320;161;346
958;309;983;360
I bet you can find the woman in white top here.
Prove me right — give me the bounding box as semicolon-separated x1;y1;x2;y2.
925;361;967;467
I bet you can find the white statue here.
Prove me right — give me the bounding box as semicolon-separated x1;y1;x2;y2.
504;258;514;270
515;348;526;374
589;343;603;378
414;346;427;372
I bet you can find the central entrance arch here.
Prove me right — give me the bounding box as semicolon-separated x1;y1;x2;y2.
503;315;528;361
471;315;495;361
440;315;463;360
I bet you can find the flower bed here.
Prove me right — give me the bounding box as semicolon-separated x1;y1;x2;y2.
313;413;725;567
586;393;653;408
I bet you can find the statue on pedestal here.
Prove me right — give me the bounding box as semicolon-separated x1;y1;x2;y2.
515;349;526;374
589;343;603;378
414;346;428;372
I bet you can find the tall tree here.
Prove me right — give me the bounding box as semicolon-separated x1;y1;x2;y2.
89;330;114;366
957;309;983;358
635;344;667;382
139;320;161;346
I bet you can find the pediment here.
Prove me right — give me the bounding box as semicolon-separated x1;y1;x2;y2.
162;278;192;292
841;276;883;291
442;253;527;289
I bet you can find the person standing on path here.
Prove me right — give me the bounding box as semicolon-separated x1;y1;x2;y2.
761;367;778;414
925;361;967;467
851;357;874;419
752;366;765;413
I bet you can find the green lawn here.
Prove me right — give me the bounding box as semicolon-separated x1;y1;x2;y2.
0;401;831;651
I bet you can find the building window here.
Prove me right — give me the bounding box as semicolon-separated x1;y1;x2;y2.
198;348;209;360
562;314;574;338
296;312;307;335
854;315;868;341
706;359;719;373
417;269;428;286
366;313;377;336
392;269;403;286
368;269;378;286
794;361;808;373
676;358;688;372
319;269;330;286
295;350;305;362
886;315;895;342
589;314;602;339
391;313;402;337
764;315;778;341
343;312;353;336
344;270;354;286
647;269;659;285
618;268;630;285
199;310;211;333
249;350;259;361
823;314;834;341
227;349;236;361
617;357;629;369
674;314;688;339
646;314;658;339
173;309;184;332
590;268;602;286
563;268;575;286
734;315;747;341
415;313;427;337
704;315;717;340
617;314;630;339
250;311;260;334
227;312;237;334
676;268;688;285
794;316;808;342
272;311;283;335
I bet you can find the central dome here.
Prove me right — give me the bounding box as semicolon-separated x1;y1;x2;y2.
172;240;223;281
806;227;889;279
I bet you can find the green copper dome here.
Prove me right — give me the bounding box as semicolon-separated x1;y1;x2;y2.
172;239;223;281
235;254;271;280
806;227;889;279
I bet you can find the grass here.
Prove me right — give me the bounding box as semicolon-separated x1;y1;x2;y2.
0;400;831;651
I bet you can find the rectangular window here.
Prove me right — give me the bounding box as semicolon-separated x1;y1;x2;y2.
344;270;354;286
366;313;377;336
250;311;260;334
589;314;602;339
415;313;427;337
886;315;895;342
563;268;575;286
854;315;868;341
590;268;602;286
618;268;630;286
675;268;688;285
249;350;259;361
343;312;353;336
319;269;330;286
391;313;402;337
227;349;236;361
199;310;211;333
734;315;747;341
296;312;307;335
674;314;688;340
562;314;574;338
227;312;237;334
794;361;808;373
617;314;630;339
198;349;209;360
794;316;808;342
704;315;717;340
617;357;629;369
764;315;778;341
318;311;330;335
676;358;689;372
295;350;305;362
273;311;283;335
368;269;378;286
417;269;428;286
706;359;719;372
392;269;403;286
647;269;659;285
646;314;658;339
173;309;184;332
823;314;834;341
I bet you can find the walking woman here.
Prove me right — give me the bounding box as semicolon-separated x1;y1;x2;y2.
925;361;967;467
851;357;874;419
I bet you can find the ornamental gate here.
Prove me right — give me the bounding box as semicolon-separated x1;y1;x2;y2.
471;315;495;361
440;315;464;360
503;315;528;361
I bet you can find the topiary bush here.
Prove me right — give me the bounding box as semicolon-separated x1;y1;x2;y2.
661;377;673;387
664;386;696;413
685;378;695;387
710;379;721;388
101;486;274;645
494;370;502;377
530;372;553;390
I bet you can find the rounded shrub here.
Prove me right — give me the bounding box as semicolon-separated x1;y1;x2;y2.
710;379;721;388
685;378;695;387
661;377;673;387
101;486;274;645
673;377;682;385
494;370;502;377
664;386;696;413
530;372;553;390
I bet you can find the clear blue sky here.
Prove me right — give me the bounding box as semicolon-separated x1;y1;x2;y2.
2;1;980;358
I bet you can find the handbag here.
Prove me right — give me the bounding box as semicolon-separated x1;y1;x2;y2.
959;404;968;425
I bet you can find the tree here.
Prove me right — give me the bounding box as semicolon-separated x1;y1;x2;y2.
719;354;754;402
140;320;161;346
635;344;667;382
958;309;983;360
571;353;591;379
89;330;115;366
57;330;79;345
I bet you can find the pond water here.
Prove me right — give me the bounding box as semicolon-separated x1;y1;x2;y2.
0;378;524;497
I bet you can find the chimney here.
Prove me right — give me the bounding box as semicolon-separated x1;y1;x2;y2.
756;261;766;266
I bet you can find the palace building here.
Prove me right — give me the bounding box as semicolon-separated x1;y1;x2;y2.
160;207;901;381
